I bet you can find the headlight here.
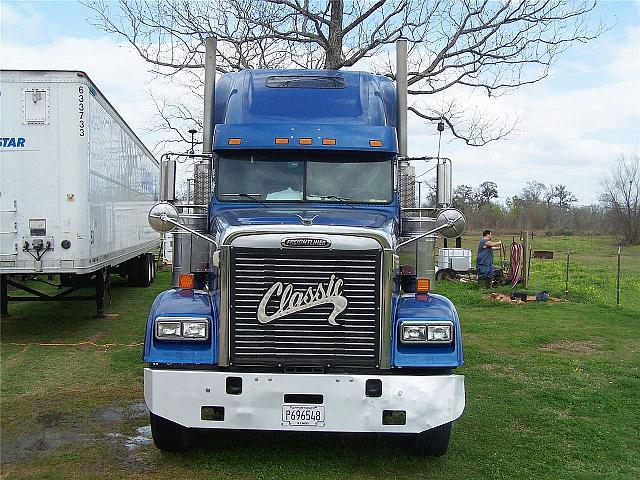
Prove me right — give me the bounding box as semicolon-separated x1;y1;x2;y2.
182;320;208;339
400;321;453;344
155;317;209;341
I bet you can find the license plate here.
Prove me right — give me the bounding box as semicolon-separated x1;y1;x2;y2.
282;405;325;427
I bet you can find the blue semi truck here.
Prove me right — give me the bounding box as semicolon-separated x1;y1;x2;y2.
144;39;467;456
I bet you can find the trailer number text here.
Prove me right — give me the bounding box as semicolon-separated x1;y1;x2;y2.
78;86;85;137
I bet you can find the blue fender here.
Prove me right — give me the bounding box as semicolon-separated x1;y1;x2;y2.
391;293;464;368
143;289;219;365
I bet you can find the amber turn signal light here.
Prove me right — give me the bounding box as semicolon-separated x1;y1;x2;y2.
369;139;383;147
179;273;195;289
228;138;241;145
416;278;430;293
322;138;336;145
275;138;289;144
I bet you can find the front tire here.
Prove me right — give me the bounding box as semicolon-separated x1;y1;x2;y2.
149;412;194;453
412;422;452;457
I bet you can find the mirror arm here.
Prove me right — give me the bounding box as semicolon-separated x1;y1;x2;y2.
394;223;451;251
151;214;218;249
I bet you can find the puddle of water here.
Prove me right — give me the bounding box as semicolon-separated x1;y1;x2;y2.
124;425;152;451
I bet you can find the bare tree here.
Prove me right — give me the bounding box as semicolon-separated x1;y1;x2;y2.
601;155;640;245
83;0;601;148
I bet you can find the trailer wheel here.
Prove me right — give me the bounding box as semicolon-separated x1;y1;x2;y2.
136;254;152;288
411;422;452;457
150;254;156;281
150;412;194;453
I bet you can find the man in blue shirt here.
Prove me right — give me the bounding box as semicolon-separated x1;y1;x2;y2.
476;229;502;287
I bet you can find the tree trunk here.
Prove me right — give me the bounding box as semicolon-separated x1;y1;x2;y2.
325;0;344;69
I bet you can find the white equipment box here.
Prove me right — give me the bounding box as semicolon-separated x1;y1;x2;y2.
0;70;160;275
439;248;472;272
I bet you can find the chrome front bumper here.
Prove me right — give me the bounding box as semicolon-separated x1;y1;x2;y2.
144;369;465;433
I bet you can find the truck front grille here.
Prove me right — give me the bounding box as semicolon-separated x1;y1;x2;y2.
229;247;381;367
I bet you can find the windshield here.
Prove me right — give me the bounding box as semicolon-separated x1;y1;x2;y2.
216;151;393;203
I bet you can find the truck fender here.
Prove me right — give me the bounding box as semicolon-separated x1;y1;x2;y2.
143;288;219;365
392;293;464;368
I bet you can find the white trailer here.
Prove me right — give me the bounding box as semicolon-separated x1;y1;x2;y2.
0;70;160;316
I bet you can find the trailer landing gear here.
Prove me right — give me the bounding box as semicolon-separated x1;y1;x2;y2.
0;269;115;318
94;268;112;318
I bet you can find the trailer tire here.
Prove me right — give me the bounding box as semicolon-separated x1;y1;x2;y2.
127;257;140;286
412;422;452;457
136;254;152;288
150;412;194;453
150;254;156;281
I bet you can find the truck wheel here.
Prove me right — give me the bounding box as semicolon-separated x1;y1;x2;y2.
412;422;452;457
149;412;194;453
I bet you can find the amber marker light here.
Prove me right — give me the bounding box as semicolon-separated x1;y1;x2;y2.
369;139;383;147
179;273;195;289
322;138;336;145
416;278;431;293
275;138;289;144
228;138;242;145
298;138;313;145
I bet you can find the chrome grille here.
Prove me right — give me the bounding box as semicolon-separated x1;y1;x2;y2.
230;247;381;367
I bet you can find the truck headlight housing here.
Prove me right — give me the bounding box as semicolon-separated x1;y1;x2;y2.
400;321;453;344
155;317;209;341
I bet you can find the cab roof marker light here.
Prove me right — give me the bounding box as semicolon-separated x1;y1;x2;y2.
275;138;289;144
369;139;383;147
322;138;336;145
228;138;241;145
416;278;430;293
178;273;194;289
298;138;313;145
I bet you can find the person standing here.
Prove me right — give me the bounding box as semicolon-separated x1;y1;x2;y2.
476;229;502;286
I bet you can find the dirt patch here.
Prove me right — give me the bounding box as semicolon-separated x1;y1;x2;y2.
540;340;599;353
79;332;104;351
1;430;88;463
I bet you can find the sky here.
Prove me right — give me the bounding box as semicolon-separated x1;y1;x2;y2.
1;0;639;206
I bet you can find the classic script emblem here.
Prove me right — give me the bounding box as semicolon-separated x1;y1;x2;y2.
281;237;331;248
257;275;347;325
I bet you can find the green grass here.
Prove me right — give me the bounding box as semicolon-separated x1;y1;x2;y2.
1;237;639;479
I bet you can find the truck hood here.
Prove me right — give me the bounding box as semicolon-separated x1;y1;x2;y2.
212;207;398;248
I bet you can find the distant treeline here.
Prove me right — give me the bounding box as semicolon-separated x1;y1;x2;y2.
421;171;638;244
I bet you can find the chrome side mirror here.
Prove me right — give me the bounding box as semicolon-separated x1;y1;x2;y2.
435;208;466;239
148;202;180;233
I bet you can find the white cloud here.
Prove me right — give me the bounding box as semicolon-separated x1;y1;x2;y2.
408;26;640;205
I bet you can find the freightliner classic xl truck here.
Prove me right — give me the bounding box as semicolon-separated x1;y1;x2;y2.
144;39;467;456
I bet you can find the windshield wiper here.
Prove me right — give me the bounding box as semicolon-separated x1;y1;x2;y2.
221;193;267;207
319;195;357;209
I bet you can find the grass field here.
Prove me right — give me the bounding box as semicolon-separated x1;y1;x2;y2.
1;236;639;479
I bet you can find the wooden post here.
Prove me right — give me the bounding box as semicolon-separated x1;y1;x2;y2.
617;246;621;306
523;231;529;288
565;250;570;294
